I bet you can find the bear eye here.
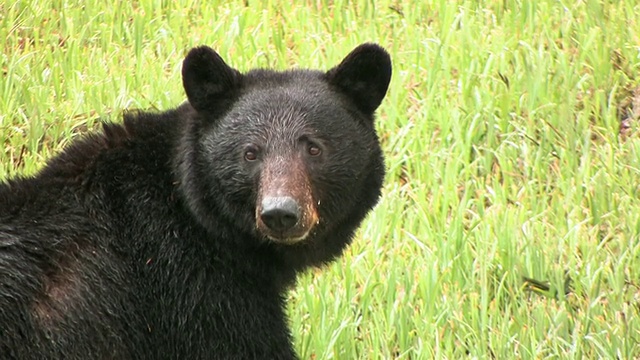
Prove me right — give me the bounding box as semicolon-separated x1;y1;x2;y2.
244;147;259;161
307;144;322;157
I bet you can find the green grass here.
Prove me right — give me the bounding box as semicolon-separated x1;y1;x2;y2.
2;0;640;358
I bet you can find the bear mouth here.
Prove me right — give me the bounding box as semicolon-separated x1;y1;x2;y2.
257;218;311;245
262;230;311;245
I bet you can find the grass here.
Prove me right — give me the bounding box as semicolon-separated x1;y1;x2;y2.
2;0;640;358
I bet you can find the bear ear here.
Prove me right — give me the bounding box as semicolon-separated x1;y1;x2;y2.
182;46;242;112
325;43;392;115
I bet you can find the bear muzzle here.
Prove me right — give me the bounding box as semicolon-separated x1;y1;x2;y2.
257;194;318;244
256;163;318;244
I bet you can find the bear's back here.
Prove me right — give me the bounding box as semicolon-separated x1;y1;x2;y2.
0;109;186;359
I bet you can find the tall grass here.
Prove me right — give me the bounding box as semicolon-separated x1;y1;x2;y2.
2;0;640;358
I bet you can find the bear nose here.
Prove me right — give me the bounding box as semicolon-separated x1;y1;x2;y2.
260;196;300;232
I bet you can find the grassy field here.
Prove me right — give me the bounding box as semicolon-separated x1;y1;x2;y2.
2;0;640;358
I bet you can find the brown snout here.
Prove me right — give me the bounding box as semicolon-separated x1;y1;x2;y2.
256;160;318;243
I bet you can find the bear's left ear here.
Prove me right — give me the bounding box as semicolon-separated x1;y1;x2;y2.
325;43;392;116
182;46;242;112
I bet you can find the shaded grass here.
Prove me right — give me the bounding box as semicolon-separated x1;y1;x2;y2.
2;0;640;358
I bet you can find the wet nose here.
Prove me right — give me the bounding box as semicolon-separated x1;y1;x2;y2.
260;196;300;232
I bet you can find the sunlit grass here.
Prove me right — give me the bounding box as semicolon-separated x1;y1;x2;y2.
2;0;640;358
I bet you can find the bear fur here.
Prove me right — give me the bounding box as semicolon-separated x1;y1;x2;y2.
0;43;391;359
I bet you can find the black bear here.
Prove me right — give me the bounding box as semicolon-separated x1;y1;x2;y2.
0;43;391;359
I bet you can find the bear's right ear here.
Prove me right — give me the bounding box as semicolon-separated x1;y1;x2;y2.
325;43;392;116
182;46;242;112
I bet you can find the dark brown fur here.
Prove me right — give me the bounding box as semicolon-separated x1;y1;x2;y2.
0;44;392;359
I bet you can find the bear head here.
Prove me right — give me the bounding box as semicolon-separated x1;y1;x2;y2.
176;43;391;249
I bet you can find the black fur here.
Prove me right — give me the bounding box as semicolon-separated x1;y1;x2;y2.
0;43;392;359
